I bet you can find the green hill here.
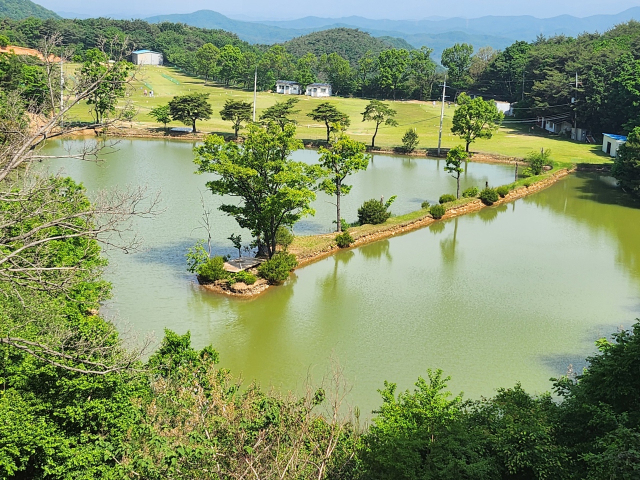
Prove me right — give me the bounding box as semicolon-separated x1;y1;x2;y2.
0;0;60;19
282;28;403;65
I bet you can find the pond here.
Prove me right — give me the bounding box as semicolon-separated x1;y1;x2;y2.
42;138;640;415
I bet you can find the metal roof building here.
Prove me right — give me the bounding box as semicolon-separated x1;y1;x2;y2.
602;133;627;157
132;50;163;66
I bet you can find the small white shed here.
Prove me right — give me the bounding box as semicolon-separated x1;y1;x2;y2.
131;50;163;66
602;133;627;157
276;80;301;95
306;83;332;97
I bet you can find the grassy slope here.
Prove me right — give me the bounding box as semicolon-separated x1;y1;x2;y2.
67;64;610;165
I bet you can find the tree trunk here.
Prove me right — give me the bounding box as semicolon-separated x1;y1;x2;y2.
372;123;379;149
192;118;197;133
326;122;331;143
336;181;342;232
465;140;470;152
235;123;239;139
456;174;461;199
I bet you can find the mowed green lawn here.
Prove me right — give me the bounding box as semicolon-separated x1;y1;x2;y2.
67;64;610;165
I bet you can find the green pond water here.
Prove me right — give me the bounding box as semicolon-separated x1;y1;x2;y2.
42;138;640;415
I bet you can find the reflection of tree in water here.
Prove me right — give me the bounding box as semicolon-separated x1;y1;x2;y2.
401;158;418;170
359;240;392;262
440;217;459;265
317;250;355;299
524;173;640;283
429;221;446;236
477;203;508;225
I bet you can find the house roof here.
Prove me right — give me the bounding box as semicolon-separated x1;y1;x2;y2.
307;83;331;87
276;80;299;85
603;133;628;142
133;49;161;54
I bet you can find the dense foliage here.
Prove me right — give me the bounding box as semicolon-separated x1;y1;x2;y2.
439;193;456;204
479;187;500;205
0;0;60;20
257;251;298;284
335;230;354;248
429;203;446;219
612;126;640;197
357;196;396;225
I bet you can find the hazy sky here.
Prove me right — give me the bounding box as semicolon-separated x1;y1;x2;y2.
38;0;640;20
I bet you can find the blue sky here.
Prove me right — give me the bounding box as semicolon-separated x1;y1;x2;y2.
38;0;640;20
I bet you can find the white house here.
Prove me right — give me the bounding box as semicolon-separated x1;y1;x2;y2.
131;50;163;66
602;133;627;157
537;116;572;135
275;80;301;95
495;101;513;116
306;83;332;97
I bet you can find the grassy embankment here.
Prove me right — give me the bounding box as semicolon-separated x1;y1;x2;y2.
66;64;610;165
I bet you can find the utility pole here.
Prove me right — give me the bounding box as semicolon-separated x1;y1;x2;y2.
252;66;257;122
437;75;447;156
60;58;64;127
521;69;525;102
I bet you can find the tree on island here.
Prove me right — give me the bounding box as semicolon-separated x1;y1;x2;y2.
361;99;398;149
307;102;350;143
194;123;320;258
259;97;300;131
220;99;253;139
169;93;212;133
444;145;469;198
318;129;370;232
149;104;171;130
451;93;503;152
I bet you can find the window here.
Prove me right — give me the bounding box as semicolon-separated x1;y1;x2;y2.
321;88;326;93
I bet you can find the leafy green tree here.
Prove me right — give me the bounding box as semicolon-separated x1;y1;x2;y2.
318;133;370;231
168;92;213;133
149;104;171;130
307;102;351;143
218;44;243;85
0;35;8;47
409;46;437;100
319;52;353;96
445;145;469;198
451;93;504;151
612;126;640;197
259;97;300;130
195;42;220;83
79;48;132;123
441;43;474;91
361;99;398;149
194;123;320;258
220;99;253;138
376;48;410;99
294;52;317;89
402;128;419;153
356;50;377;96
258;45;295;90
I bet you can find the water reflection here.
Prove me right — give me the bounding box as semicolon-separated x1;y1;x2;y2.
359;240;392;262
477;204;508;225
429;221;446;235
440;218;460;265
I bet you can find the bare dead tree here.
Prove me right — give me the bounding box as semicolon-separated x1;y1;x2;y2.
0;33;158;375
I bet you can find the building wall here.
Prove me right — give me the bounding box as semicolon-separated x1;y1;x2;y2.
306;85;331;97
602;135;626;157
276;83;300;94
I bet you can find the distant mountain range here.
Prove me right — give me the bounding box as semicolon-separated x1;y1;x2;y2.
142;7;640;59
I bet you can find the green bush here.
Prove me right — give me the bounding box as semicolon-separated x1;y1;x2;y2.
462;186;479;198
257;252;298;284
421;200;430;209
479;187;499;205
439;194;456;204
234;270;257;285
430;204;446;219
335;231;354;248
523;149;552;176
496;185;510;197
275;226;294;251
198;256;228;283
358;199;391;225
523;179;533;188
401;128;420;153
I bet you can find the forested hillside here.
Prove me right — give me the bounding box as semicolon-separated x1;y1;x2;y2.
0;0;59;20
282;28;411;64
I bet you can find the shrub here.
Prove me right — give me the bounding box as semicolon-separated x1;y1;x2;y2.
523;149;552;176
401;128;420;153
275;226;294;251
496;185;510;197
257;252;298;284
358;199;391;225
335;231;354;248
198;256;228;283
439;194;456;204
234;270;257;285
462;186;479;198
333;218;350;232
479;187;499;205
523;179;533;188
421;200;430;209
430;204;446;219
